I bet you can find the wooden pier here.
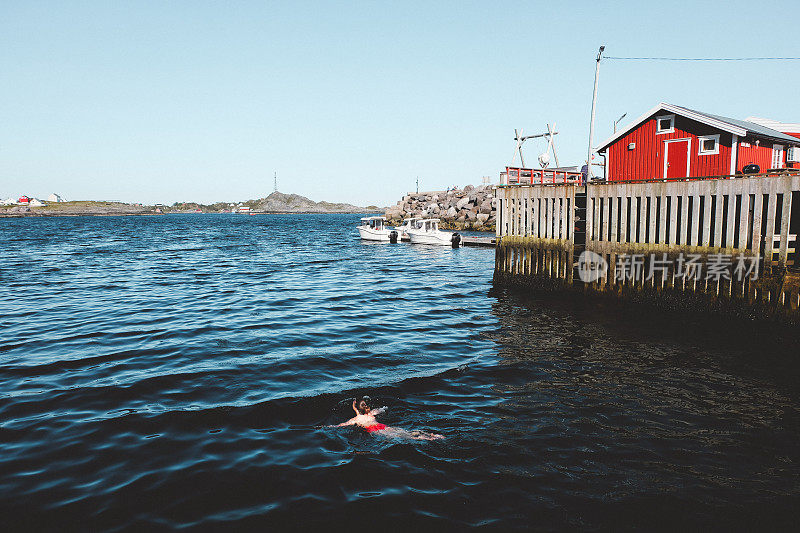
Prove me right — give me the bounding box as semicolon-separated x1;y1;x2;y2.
494;172;800;320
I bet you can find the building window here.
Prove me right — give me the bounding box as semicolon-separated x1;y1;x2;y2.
656;115;675;134
698;134;720;155
771;144;785;169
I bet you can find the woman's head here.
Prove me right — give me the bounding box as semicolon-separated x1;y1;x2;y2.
355;396;371;415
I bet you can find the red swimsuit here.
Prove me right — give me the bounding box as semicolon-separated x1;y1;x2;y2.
365;423;386;433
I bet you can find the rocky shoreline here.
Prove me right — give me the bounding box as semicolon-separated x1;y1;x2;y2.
384;185;496;232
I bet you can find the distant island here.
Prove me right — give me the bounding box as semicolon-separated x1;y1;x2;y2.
172;191;380;214
0;191;381;217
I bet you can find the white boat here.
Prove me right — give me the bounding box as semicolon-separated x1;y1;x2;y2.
407;218;461;247
394;217;423;241
357;216;398;242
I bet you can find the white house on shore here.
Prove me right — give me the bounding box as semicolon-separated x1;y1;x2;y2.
47;193;65;202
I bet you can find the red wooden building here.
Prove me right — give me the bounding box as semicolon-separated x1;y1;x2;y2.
596;103;800;181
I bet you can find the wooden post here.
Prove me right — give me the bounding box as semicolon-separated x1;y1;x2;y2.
779;188;792;265
751;188;764;256
713;192;724;249
738;192;751;252
764;181;778;265
679;190;689;247
690;182;701;247
668;194;678;246
647;190;655;246
725;190;737;249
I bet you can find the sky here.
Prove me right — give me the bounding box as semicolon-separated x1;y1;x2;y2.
2;1;799;206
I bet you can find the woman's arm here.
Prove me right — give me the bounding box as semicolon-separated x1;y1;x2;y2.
332;417;357;427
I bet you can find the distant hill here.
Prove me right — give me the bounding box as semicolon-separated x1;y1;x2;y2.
242;191;374;213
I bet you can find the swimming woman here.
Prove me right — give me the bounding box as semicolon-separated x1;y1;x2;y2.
333;396;443;441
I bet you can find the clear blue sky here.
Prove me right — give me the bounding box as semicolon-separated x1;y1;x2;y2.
2;1;798;206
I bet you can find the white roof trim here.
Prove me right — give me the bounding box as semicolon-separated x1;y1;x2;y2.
746;116;800;134
597;102;747;152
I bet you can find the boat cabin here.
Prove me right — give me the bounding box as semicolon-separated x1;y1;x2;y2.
360;216;387;230
400;217;423;229
419;218;440;232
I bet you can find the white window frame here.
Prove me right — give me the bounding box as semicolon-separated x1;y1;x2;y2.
698;134;720;155
656;114;675;135
772;144;785;169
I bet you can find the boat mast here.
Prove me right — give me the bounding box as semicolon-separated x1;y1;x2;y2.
585;45;605;181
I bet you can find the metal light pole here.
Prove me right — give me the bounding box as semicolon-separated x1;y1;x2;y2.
586;46;605;182
614;112;627;133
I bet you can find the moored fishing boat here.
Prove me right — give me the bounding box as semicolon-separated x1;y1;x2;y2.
357;216;398;242
407;218;461;247
394;217;423;241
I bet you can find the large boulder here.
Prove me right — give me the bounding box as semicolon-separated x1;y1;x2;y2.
465;211;477;221
479;200;493;213
446;206;457;218
456;196;470;209
476;213;490;223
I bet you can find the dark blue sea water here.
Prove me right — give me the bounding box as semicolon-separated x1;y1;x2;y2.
2;214;800;531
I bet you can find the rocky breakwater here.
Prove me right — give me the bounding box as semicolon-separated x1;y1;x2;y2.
384;185;496;232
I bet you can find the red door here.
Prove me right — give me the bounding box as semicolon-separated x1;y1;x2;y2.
665;140;689;179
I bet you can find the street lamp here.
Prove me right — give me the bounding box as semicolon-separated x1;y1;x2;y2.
614;112;627;133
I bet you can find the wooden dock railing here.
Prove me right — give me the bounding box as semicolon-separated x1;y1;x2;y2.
501;166;584;186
